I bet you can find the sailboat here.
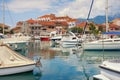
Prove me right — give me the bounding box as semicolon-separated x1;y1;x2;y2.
83;0;120;51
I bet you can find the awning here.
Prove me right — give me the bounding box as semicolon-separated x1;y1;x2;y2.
102;32;120;35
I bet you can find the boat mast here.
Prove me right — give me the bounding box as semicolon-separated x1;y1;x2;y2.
83;0;94;35
2;0;5;34
105;0;109;32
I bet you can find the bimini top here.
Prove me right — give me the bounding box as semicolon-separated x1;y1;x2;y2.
102;32;120;35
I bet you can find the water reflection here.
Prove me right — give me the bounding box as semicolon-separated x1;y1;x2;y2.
0;72;34;80
1;40;120;80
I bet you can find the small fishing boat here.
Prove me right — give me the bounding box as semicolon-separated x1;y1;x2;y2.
0;42;35;76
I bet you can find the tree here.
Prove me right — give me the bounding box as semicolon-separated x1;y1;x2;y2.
89;23;99;35
10;29;14;34
0;27;3;33
70;27;83;33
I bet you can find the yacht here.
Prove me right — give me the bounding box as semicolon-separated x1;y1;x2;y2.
60;31;80;47
1;33;31;44
83;32;120;51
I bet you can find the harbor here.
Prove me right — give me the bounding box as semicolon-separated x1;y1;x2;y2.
0;40;120;80
0;0;120;80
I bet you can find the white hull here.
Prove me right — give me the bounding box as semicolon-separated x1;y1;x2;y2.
99;60;120;80
50;36;62;41
1;37;30;44
0;44;36;76
0;64;35;76
100;68;120;80
61;40;80;48
83;42;120;50
60;31;80;46
61;40;79;45
83;38;120;51
61;44;77;48
93;74;110;80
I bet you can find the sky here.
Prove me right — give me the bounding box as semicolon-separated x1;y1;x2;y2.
0;0;120;27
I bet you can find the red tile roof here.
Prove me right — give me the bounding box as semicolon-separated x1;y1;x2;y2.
26;18;37;24
77;22;87;28
59;21;68;26
38;14;55;19
37;21;68;27
0;23;10;28
13;27;20;29
38;21;55;26
16;21;23;25
67;19;78;22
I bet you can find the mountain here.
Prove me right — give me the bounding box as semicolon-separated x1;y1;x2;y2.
78;14;120;24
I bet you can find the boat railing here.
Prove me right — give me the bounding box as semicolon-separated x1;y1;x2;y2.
109;59;120;63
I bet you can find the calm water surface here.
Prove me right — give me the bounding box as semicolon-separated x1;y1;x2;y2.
0;40;120;80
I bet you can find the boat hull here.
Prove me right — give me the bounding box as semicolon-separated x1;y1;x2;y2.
93;74;110;80
0;64;35;76
40;37;50;41
50;36;62;41
100;66;120;80
61;40;80;48
83;42;120;51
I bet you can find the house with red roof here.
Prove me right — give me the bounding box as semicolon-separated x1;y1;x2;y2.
37;14;78;28
0;23;10;34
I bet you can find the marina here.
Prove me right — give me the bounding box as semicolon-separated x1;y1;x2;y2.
0;0;120;80
0;40;120;80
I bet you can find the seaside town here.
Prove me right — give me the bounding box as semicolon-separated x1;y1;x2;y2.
1;14;120;38
0;0;120;80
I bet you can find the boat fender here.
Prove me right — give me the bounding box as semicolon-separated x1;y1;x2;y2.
14;44;18;49
10;56;15;61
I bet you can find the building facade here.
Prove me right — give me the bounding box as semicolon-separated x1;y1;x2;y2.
13;14;78;36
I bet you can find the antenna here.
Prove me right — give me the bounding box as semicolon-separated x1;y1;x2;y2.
2;0;5;34
106;0;109;32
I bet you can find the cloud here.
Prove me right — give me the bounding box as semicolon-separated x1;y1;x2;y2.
7;0;53;13
6;0;120;18
56;0;120;18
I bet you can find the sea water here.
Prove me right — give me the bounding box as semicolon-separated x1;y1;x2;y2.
0;40;120;80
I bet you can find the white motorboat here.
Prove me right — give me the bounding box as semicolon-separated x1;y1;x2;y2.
60;31;80;47
0;33;6;39
1;33;31;44
93;60;120;80
50;35;62;41
50;28;63;41
0;42;35;76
